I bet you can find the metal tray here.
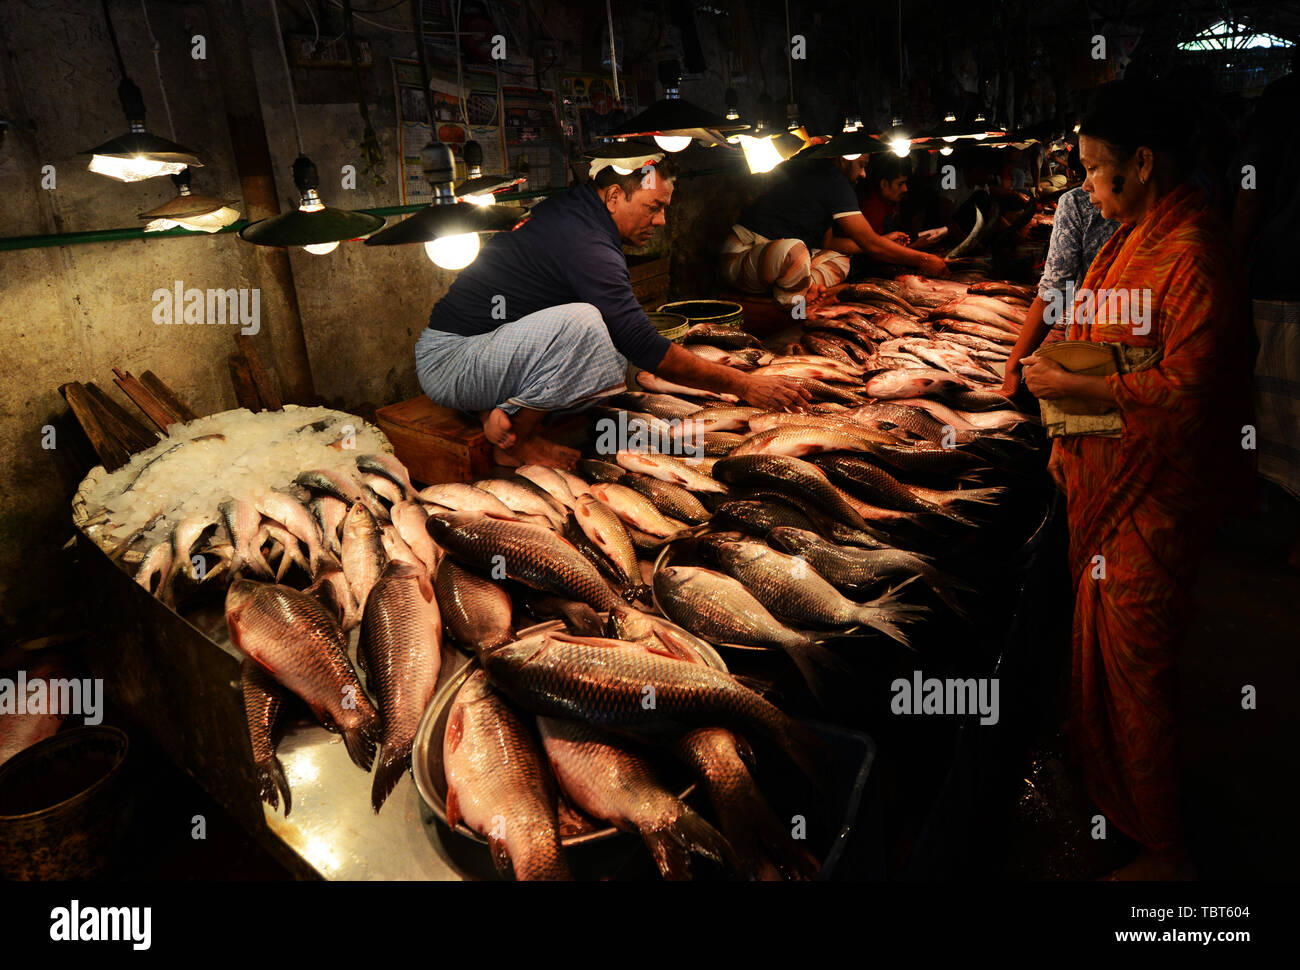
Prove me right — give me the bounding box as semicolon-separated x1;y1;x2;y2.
410;627;728;850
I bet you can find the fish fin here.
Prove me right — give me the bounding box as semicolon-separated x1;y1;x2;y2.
622;584;653;605
487;835;514;879
256;756;292;816
370;740;411;814
342;720;377;772
274;551;293;583
777;637;852;708
944;486;1007;507
445;786;461;828
643;809;738;881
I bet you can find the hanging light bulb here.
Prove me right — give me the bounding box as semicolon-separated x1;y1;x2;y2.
739;133;784;174
886;118;911;157
971;112;989;140
653;134;694;153
453;140;524;204
240;156;385;252
424;233;480;269
365;140;525;269
942;112;960;143
83;84;201;182
140;168;240;232
940;145;954;156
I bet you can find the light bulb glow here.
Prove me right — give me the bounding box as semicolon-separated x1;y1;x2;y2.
889;138;911;157
302;240;339;255
943;135;958;143
461;193;497;206
653;134;693;153
88;154;185;182
611;164;635;174
738;135;783;174
425;232;480;269
841;153;862;161
940;146;953;156
972;133;988;141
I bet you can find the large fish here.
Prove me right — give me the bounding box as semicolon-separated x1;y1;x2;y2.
814;454;1002;523
967;281;1036;300
240;659;290;815
653;565;843;698
575;458;627;484
308;495;348;559
589;483;690;539
427;510;625;613
474;478;567;530
619;473;711;524
568;495;645;597
891;396;1037;432
225;580;379;771
607;392;702;422
680;322;762;348
685;344;766;369
515;465;581;509
304;562;362;632
864;368;973;401
294;468;385;520
356;453;415;501
768;526;974;618
360;561;443;813
615;450;726;493
673;727;818;881
636;370;739;402
679;406;761;434
435;559;515;657
443;671;571;880
341;501;387;615
220;498;273;579
418;483;517;518
391;500;441;576
537;717;736;880
481;632;826;782
892;273;972;308
707;540;921;644
712;454;868;530
730;426;883;459
837;282;920;316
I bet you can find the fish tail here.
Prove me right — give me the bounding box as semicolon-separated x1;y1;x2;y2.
711;779;818;881
778;636;851;707
622;583;653;605
343;715;378;772
943;486;1006;507
256;756;293;816
643;809;738;881
370;739;411;813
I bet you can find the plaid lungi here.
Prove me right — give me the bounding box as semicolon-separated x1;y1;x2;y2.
415;302;628;416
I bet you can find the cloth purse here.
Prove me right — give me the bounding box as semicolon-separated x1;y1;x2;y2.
1034;341;1161;438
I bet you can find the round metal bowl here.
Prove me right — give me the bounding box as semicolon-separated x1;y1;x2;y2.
657;299;744;329
646;311;690;342
411;629;728;850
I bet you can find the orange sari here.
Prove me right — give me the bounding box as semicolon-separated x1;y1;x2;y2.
1057;182;1249;855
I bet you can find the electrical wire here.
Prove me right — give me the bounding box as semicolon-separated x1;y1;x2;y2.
298;0;320;49
138;0;176;141
325;0;413;32
784;0;793;106
100;0;129;79
268;0;306;156
453;0;470;128
605;0;619;104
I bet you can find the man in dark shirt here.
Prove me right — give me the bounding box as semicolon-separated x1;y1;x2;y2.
857;153;912;240
722;155;947;305
416;157;810;468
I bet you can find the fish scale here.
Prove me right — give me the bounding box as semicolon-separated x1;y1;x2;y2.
427;510;625;613
240;659;290;814
443;671;571;881
361;561;443;813
225;580;378;771
712;454;869;531
619;473;711;524
435;560;515;657
482;635;823;782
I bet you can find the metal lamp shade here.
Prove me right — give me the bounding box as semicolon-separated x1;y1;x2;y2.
139;192;237;220
363;202;527;246
454;173;526;198
81;130;202;168
605;97;747;139
239;207;387;246
797;131;898;159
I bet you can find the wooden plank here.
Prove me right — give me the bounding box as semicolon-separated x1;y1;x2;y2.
626;254;670;283
140;371;198;422
84;382;159;453
228;354;261;411
61;382;132;471
113;368;176;434
234;335;282;410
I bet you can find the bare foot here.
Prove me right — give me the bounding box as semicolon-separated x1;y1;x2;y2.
480;408;516;448
1100;851;1195;881
494;435;580;471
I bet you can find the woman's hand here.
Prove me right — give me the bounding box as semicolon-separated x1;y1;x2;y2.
1019;356;1074;399
886;231;911;245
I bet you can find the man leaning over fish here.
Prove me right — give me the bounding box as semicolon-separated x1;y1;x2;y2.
415;150;813;470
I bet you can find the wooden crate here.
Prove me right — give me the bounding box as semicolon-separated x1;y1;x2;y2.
628;254;671;309
375;396;493;486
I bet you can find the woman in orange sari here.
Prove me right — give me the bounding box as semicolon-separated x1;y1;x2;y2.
1021;79;1250;880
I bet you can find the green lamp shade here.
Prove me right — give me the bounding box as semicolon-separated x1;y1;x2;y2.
239;207;387;247
364;202;527;246
605;98;748;139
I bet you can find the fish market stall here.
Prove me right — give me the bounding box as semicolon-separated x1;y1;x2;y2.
64;263;1048;881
